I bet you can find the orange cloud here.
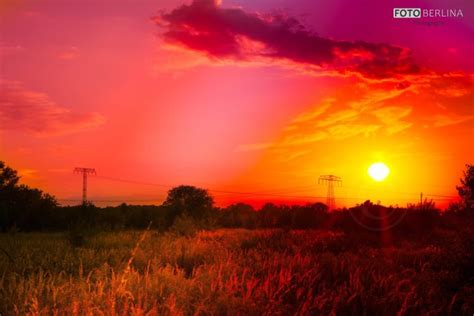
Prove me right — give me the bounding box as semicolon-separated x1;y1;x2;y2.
316;109;359;128
326;124;380;139
431;114;474;127
237;67;472;159
291;98;334;124
372;106;413;135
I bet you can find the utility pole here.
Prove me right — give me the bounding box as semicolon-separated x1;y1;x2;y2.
420;192;423;205
318;175;342;211
74;167;96;204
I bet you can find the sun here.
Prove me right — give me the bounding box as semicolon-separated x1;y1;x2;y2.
368;162;390;182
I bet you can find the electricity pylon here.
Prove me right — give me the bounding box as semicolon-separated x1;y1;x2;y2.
318;175;342;211
74;167;96;204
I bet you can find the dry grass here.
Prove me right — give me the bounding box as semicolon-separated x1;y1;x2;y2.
0;228;472;315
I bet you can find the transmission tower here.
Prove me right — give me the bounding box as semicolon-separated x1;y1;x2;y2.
74;167;96;204
318;175;342;211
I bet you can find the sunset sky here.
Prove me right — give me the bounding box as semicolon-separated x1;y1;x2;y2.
1;0;473;207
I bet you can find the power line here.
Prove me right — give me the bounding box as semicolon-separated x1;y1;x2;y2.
58;199;162;203
424;194;458;198
58;173;458;206
95;175;328;199
96;175;171;188
94;175;458;200
240;184;320;195
56;193;458;207
341;184;457;198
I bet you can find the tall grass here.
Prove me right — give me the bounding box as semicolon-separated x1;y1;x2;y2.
0;228;472;315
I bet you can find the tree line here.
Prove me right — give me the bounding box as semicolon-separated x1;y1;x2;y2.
0;161;473;233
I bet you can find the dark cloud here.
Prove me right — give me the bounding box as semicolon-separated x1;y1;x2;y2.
0;81;105;136
156;0;420;79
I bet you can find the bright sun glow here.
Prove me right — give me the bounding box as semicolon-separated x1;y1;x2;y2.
368;162;390;182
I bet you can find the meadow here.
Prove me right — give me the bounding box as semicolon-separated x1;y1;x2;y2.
1;226;472;315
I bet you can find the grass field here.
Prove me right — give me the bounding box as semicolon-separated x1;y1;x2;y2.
1;228;473;315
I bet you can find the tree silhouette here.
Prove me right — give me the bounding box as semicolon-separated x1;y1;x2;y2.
0;161;57;230
222;203;256;228
0;161;20;188
163;185;214;224
457;164;474;210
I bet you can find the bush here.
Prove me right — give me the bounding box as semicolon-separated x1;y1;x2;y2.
170;215;198;237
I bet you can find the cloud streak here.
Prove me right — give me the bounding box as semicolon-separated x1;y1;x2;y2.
431;114;474;127
372;106;412;135
0;81;105;136
156;0;420;79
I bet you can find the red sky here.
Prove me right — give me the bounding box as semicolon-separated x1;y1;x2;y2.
1;0;473;208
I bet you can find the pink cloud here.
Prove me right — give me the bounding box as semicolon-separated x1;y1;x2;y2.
0;81;105;136
156;0;420;79
0;43;23;56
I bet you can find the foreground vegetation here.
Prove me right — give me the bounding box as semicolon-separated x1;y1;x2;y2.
1;163;473;314
1;226;473;315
